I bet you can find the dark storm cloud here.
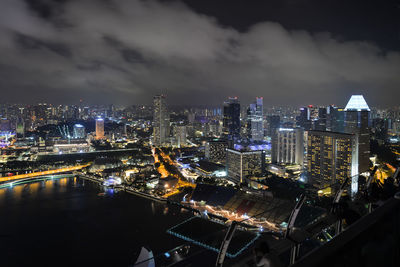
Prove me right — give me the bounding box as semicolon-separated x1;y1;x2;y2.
0;0;399;106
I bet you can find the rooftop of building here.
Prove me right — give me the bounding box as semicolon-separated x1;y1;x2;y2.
233;139;271;152
344;95;370;111
307;130;354;136
196;160;225;173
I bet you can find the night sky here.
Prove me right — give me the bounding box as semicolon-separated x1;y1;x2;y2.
1;0;399;106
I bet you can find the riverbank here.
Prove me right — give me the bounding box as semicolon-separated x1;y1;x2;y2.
77;173;167;203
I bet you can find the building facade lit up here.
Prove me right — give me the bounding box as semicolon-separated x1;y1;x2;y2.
95;118;104;139
272;128;304;166
226;148;264;184
247;97;264;141
153;95;170;146
307;130;358;191
73;124;86;139
223;97;241;141
205;140;228;163
344;95;370;174
174;125;187;148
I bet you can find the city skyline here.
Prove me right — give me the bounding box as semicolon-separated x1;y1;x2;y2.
0;0;399;106
0;93;395;109
1;2;400;266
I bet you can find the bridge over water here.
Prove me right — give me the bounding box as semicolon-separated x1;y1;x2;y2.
0;164;90;183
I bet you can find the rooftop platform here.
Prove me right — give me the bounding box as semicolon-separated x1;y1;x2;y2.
167;216;260;258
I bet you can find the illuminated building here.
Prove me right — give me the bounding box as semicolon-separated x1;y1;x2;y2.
205;140;228;163
0;131;15;148
308;105;319;121
297;105;320;130
233;140;270;151
33;103;48;123
226;148;265;184
327;106;345;132
307;130;358;191
174;125;187;147
297;107;311;130
372;118;390;141
247;97;264;141
95;118;104;139
153;95;170;146
272;128;304;166
16;117;25;137
315;107;327;131
223;97;241;141
53;139;91;154
344;95;370;174
73;124;86;139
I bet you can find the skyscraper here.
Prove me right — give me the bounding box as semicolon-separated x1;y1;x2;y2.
327;105;345;132
307;130;358;192
308;105;319;122
95;118;104;139
266;115;280;137
297;105;319;130
272;128;304;166
226;148;265;184
344;95;370;174
247;97;264;141
315;107;327;131
174;125;187;148
223;97;241;141
153;94;170;146
297;107;311;130
16;117;25;138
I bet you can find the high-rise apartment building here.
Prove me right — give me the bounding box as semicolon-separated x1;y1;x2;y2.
223;97;241;141
153;95;170;146
272;128;304;166
307;130;358;192
95;118;104;139
226;148;265;184
247;97;264;141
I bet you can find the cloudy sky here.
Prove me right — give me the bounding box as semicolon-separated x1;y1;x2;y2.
0;0;399;107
